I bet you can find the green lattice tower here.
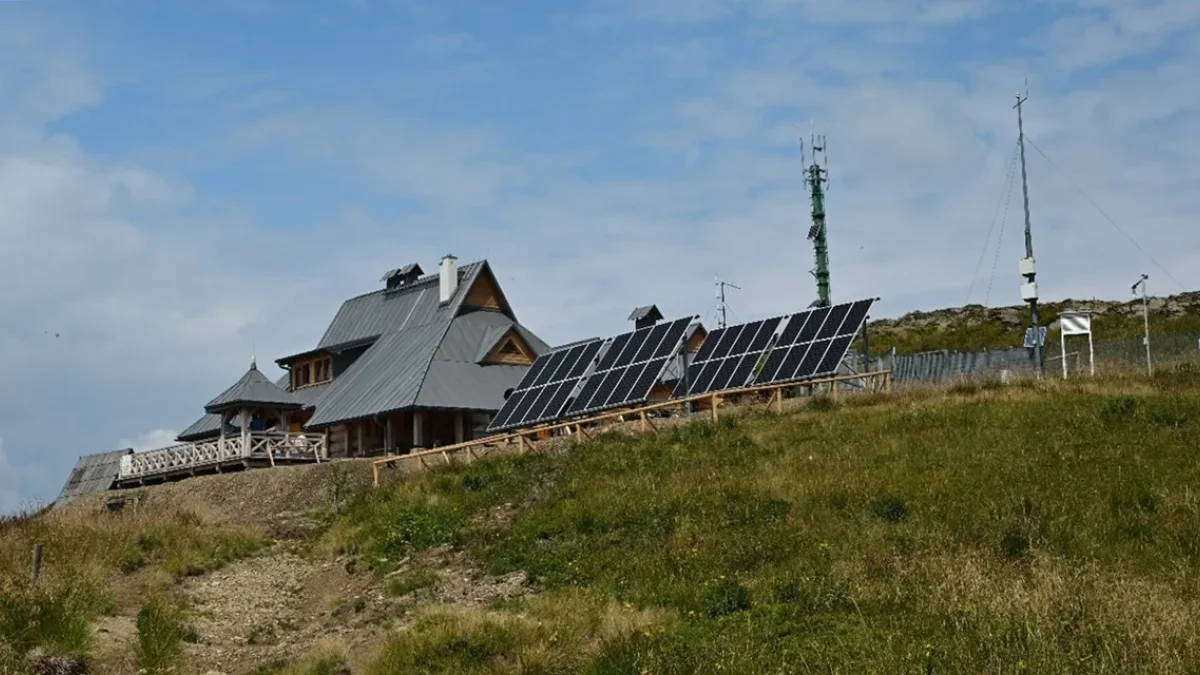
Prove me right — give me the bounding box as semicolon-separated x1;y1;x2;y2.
805;136;831;307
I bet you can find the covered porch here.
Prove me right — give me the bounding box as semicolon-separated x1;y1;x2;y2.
323;408;491;458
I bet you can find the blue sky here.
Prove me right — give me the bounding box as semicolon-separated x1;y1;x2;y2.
3;0;1199;511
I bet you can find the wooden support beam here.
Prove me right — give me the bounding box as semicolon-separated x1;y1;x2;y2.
372;463;380;489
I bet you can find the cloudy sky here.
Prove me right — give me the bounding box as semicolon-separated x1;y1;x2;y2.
2;0;1197;511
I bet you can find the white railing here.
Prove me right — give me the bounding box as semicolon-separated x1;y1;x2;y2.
118;432;326;481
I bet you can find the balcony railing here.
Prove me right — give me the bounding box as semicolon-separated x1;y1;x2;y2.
118;432;326;481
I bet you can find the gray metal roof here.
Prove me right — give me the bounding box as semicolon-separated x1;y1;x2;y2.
316;262;485;350
179;376;329;441
415;310;551;409
55;449;132;504
204;363;303;413
305;321;448;427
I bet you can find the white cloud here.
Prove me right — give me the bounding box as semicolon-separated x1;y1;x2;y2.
117;429;181;453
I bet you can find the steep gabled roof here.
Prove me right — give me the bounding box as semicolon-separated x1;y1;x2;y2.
204;363;302;414
315;262;485;350
56;449;132;504
416;310;550;409
305;322;447;427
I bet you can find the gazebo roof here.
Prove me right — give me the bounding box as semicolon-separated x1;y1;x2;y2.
204;360;303;414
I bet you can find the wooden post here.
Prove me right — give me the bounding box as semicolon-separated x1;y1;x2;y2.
31;544;43;583
639;410;648;433
372;463;380;489
774;388;783;413
710;395;719;421
266;439;276;467
575;425;583;442
518;434;527;454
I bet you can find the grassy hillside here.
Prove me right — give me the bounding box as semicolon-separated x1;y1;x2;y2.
7;370;1200;673
865;291;1200;354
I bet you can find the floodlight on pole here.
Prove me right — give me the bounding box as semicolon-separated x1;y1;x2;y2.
1132;274;1152;377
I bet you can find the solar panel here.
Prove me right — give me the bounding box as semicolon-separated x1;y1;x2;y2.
673;316;785;397
752;298;874;386
564;317;693;417
487;339;604;431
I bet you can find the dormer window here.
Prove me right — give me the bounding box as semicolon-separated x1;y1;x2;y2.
292;355;333;389
498;339;522;356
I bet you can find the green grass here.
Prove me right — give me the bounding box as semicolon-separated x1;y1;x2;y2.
864;300;1200;355
0;507;266;664
345;372;1200;673
135;594;196;674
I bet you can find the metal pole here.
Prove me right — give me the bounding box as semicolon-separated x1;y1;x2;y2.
1015;93;1042;378
1134;274;1152;376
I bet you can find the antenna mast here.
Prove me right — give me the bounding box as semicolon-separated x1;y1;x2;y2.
803;134;832;307
714;275;740;329
1014;87;1043;377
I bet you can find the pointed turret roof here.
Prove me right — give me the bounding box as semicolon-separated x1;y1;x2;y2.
204;361;302;414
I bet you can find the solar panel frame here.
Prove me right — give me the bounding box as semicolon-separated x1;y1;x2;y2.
673;315;785;397
564;317;693;417
751;298;875;387
487;339;604;431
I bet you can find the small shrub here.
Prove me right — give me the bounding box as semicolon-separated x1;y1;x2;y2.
869;495;908;523
0;581;98;658
807;396;838;413
1101;396;1139;423
704;578;752;617
387;569;440;597
461;474;485;492
1000;526;1032;560
135;595;193;674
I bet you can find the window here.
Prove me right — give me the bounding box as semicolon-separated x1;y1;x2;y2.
294;357;332;388
498;339;522;356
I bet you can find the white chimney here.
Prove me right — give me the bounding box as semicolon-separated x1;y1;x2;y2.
439;254;458;303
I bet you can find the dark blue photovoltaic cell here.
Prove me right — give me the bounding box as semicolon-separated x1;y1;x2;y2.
839;302;871;341
794;307;829;345
710;324;746;360
755;348;788;384
691;328;723;363
595;333;632;372
776;312;809;345
530;350;568;387
729;321;762;355
610;330;650;369
749;317;782;351
815;303;852;341
633;324;669;363
729;354;758;390
816;335;854;375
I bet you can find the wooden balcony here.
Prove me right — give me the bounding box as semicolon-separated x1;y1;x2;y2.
116;432;326;485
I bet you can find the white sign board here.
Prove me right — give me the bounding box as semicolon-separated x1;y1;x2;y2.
1060;312;1092;336
1059;312;1095;378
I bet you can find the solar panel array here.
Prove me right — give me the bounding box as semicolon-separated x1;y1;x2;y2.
565;317;694;417
755;299;873;385
673;316;783;397
486;298;874;433
487;339;603;431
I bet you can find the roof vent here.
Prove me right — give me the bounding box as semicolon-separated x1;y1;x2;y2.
383;263;424;291
628;305;663;330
